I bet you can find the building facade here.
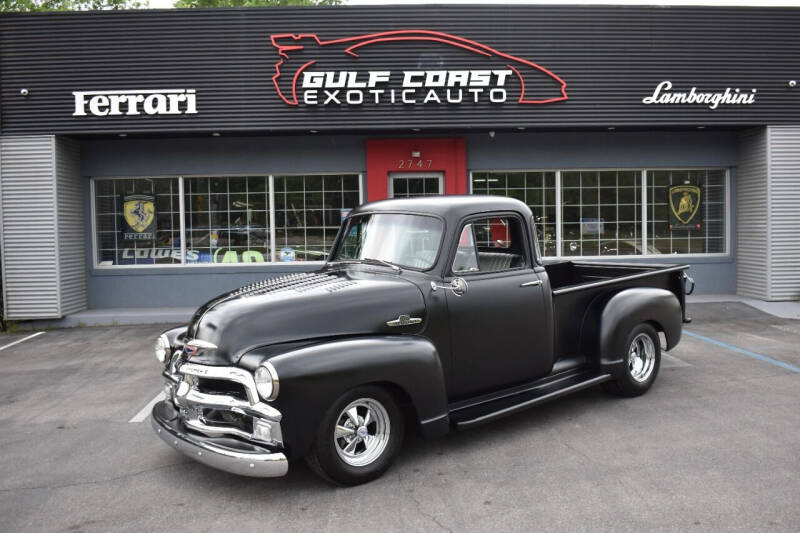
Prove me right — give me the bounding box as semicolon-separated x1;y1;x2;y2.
1;4;799;320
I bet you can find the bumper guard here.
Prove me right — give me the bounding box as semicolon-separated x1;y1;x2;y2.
152;401;288;478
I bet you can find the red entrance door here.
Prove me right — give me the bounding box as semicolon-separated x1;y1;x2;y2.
365;138;467;202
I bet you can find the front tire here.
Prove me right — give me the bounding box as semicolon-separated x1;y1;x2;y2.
306;385;404;486
604;323;661;397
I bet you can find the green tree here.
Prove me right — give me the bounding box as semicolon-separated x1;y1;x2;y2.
1;0;146;10
1;0;340;11
174;0;341;7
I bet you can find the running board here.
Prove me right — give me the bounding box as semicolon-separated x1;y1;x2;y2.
450;374;612;429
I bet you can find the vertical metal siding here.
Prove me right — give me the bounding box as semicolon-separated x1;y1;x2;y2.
736;128;769;300
766;126;800;301
54;137;87;315
0;135;60;319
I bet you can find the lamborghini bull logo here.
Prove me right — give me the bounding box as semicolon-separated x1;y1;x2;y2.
270;30;568;107
122;194;156;240
668;185;702;229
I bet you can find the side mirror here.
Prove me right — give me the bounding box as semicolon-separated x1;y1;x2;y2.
430;277;469;297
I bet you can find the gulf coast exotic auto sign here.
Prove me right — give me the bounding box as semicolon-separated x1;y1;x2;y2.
269;30;569;107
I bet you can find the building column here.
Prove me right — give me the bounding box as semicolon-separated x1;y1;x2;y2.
0;135;86;319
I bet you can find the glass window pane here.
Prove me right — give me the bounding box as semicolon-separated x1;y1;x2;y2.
561;169;643;257
646;169;726;255
94;177;181;265
273;174;361;262
470;171;557;257
183;176;271;264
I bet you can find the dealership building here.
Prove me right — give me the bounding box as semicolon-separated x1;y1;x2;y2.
1;4;799;321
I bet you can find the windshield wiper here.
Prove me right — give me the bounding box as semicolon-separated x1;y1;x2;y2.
328;257;402;272
362;257;402;272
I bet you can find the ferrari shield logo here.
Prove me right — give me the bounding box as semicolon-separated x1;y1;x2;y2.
122;194;156;240
668;185;702;229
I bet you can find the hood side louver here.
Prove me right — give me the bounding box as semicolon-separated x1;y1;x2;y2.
233;273;356;298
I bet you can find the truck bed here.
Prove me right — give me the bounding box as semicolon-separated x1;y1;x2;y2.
544;261;689;361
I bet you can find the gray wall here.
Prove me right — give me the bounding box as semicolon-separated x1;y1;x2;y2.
765;126;800;300
55;137;88;315
81;130;739;308
736;128;769;299
0;135;87;319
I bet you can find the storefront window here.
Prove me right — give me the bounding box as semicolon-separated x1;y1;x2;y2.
471;171;556;256
647;169;726;254
470;168;726;257
273;174;360;262
94;178;181;265
94;174;361;266
562;170;642;256
184;177;271;264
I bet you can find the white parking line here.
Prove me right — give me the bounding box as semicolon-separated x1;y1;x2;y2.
0;331;45;351
662;353;691;368
129;392;165;423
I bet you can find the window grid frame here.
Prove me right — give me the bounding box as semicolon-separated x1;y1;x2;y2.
469;167;730;259
91;172;363;269
646;169;727;255
469;170;557;257
94;177;182;266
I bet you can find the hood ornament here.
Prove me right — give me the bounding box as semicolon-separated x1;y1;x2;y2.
386;314;422;327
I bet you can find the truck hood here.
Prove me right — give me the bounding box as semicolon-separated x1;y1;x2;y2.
185;269;426;365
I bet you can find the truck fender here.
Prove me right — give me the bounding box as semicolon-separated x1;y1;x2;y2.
256;335;449;459
597;288;682;370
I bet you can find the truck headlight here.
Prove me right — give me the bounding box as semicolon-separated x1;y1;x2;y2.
254;362;279;401
154;334;170;363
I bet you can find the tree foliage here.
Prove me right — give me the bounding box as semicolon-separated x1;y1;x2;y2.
1;0;147;10
1;0;340;11
174;0;341;6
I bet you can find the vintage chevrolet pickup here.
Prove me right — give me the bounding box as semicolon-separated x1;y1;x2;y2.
152;196;693;485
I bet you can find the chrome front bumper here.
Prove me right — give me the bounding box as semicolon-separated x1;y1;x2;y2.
152;401;288;477
153;358;288;478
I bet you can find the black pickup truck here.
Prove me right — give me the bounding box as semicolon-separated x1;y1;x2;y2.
152;196;692;485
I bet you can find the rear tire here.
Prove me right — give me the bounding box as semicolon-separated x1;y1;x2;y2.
306;385;404;486
603;323;661;397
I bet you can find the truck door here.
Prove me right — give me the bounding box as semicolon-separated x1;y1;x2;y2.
446;214;551;399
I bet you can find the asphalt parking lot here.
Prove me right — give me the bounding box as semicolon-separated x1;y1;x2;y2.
1;302;798;533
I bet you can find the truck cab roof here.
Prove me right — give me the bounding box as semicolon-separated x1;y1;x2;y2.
350;195;534;225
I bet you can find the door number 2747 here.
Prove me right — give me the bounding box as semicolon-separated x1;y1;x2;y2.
397;159;433;169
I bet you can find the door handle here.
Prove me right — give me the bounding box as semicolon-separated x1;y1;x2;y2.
520;280;543;287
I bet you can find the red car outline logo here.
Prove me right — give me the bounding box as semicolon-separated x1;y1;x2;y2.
269;29;568;106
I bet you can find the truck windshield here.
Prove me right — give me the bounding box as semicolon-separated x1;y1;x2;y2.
331;213;444;270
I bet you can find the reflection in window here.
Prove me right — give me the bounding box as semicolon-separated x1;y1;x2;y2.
332;213;443;270
647;169;725;254
95;178;180;265
273;174;360;262
471;171;556;256
469;216;527;271
452;224;479;273
470;168;727;257
391;176;442;198
562;170;642;256
184;177;270;264
95;174;361;266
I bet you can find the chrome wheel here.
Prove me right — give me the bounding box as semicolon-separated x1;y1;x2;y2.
628;332;656;383
333;398;391;467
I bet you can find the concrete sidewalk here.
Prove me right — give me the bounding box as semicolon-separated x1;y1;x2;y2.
688;294;800;320
11;293;799;331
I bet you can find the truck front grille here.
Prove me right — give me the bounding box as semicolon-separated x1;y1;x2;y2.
196;377;248;402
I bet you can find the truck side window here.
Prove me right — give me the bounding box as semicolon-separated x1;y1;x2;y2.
469;216;527;272
452;224;479;273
